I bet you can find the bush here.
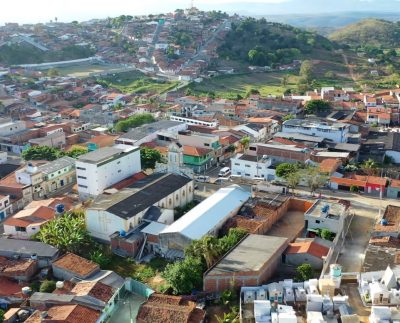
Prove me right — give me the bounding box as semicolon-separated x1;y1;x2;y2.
350;185;359;193
0;309;4;323
30;281;41;292
296;263;314;281
90;249;112;268
40;280;56;293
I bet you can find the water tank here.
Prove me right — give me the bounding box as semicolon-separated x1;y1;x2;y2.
55;204;65;214
330;264;342;278
119;230;126;237
56;281;64;289
21;287;32;295
31;253;37;260
381;219;389;226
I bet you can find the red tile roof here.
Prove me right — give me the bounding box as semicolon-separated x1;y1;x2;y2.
286;241;329;259
183;146;211;157
71;281;114;303
52;253;99;278
25;305;100;323
319;159;341;174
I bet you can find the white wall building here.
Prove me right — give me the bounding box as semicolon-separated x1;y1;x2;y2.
170;115;218;128
0;194;12;220
75;144;141;200
85;173;193;241
282;119;350;143
0;118;26;136
231;153;276;181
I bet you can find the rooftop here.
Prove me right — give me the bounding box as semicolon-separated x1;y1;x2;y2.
52;253;99;278
305;200;347;221
0;238;59;258
286;241;330;259
37;156;75;174
206;234;288;275
25;305;100;323
91;173;192;219
77;145;138;164
274;132;326;143
71;281;114;303
160;185;251;240
283;118;349;130
374;205;400;233
118;120;184;141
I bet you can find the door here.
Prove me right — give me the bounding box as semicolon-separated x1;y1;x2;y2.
60;180;64;187
0;211;5;221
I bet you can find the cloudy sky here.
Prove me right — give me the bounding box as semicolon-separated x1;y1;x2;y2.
1;0;397;24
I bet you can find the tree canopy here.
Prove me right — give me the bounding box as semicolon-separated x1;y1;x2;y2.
296;263;314;281
140;146;163;169
114;113;155;132
22;145;88;161
304;99;332;115
276;163;299;179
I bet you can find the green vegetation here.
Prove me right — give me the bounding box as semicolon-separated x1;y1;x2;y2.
276;163;299;179
296;263;314;281
0;43;95;65
361;158;378;176
90;249;112;268
218;17;334;66
350;185;359;193
215;306;240;323
97;71;178;94
174;200;200;221
114;113;155;132
304;99;332;115
140;146;163;169
22;145;88;161
330;19;400;48
240;136;251;151
47;68;60;77
39;280;57;293
35;210;92;255
163;228;247;294
319;229;335;241
0;309;4;323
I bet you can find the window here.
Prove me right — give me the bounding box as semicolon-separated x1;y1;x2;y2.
315;220;320;224
245;173;251;176
245;165;251;168
117;161;121;164
118;170;121;173
78;184;88;188
249;147;256;151
234;163;240;166
176;194;179;201
204;143;210;147
78;176;87;179
77;167;86;171
15;226;26;232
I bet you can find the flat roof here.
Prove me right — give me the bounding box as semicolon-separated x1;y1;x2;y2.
206;234;288;275
0;238;59;258
274;132;325;143
257;143;308;153
118;120;184;141
77;145;137;164
141;222;168;236
305;200;346;220
283;118;348;130
38;156;75;174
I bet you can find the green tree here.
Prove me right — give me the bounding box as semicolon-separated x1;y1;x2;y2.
0;309;4;323
114;113;155;132
299;60;314;83
218;228;247;255
162;256;204;295
362;158;378;176
304;99;331;115
296;263;314;281
350;185;359;193
240;136;250;151
320;228;334;241
47;68;60;77
276;163;298;179
22;145;61;161
286;172;300;193
35;211;92;255
65;146;88;158
40;280;56;293
90;249;112;268
140;146;162;169
302;167;328;195
282;114;295;122
281;74;289;87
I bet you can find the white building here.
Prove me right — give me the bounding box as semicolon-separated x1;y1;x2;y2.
170;115;218;128
75;144;141;199
282;119;350;143
0;118;26;136
304;200;349;236
231;153;276;181
159;185;251;254
0;194;12;220
233;123;269;141
85;173;193;241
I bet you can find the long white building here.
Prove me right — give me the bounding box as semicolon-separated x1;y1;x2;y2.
75;144;141;200
282;119;350;143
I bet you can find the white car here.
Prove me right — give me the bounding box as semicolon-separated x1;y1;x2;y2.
195;176;210;183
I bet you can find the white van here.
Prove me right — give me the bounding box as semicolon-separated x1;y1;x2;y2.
218;167;231;177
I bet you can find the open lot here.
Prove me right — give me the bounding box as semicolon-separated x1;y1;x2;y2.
267;210;305;242
52;63;129;77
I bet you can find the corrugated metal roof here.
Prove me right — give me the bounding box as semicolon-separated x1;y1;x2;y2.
160;185;251;240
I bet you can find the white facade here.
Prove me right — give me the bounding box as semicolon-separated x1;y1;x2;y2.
233;124;268;141
0;151;7;164
0;119;26;136
0;195;12;220
282;119;350;143
170;115;218;127
76;145;141;199
231;154;276;181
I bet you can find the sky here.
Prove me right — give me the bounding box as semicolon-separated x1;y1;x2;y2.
1;0;398;25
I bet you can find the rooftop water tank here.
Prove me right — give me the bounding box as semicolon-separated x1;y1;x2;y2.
119;230;126;237
381;219;389;226
55;204;65;214
21;287;32;295
56;281;64;289
330;264;342;278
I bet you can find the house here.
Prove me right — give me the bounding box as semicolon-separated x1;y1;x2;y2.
75;145;141;200
285;239;330;270
304;200;350;236
170;115;218;128
251;143;311;164
330;175;387;195
203;234;289;292
25;305;100;323
52;253;100;281
28;131;66;148
231;153;276;181
115;120;187;146
86;173;193;242
0;118;26;137
282;119;350;143
136;294;205;323
233;123;269;141
0;238;59;268
372;205;400;238
387;180;400;199
318;159;341;176
182;145;213;173
0;256;38;281
15;157;76;199
0;194;12;220
359;131;400;163
0;277;27;310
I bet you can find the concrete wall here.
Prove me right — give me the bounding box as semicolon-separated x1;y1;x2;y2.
387;187;400;199
285;253;323;270
3;223;42;239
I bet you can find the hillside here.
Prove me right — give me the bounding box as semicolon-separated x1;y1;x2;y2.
217;17;335;67
329;19;400;47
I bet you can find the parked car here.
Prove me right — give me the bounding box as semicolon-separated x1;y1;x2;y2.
195;175;210;183
214;177;231;185
218;167;231;177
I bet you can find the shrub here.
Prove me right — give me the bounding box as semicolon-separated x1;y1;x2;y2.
40;280;56;293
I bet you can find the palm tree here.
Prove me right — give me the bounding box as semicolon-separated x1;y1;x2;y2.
240;136;250;152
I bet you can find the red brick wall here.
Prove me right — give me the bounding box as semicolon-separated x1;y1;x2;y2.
289;198;314;213
256;145;310;162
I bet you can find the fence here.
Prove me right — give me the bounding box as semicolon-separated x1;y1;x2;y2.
125;278;154;299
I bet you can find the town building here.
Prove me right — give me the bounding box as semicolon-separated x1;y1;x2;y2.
231;153;275;181
372;205;400;238
0;194;12;220
86;173;193;242
75;145;141;199
15;157;76;199
52;253;100;281
203;234;289;292
285;239;331;270
282;119;350;143
159;185;251;256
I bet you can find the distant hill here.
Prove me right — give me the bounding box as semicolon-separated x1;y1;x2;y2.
217;18;335;66
329;18;400;47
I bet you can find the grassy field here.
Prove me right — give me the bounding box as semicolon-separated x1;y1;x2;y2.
52;63;127;77
99;71;179;94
